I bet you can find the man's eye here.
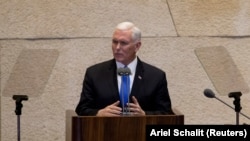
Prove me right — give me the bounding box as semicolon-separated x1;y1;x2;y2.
120;42;128;46
113;40;129;46
113;40;118;44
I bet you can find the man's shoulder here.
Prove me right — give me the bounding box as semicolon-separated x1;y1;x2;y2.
87;59;114;70
140;60;165;74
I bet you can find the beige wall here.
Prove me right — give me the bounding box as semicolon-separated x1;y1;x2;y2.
1;0;250;141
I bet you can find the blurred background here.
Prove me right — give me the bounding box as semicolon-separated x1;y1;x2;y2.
1;0;250;141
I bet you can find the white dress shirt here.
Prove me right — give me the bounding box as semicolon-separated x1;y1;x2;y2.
116;57;137;93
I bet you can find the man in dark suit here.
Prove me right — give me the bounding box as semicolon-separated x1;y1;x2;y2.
75;22;172;116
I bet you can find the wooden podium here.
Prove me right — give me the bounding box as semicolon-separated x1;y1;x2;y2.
71;109;184;141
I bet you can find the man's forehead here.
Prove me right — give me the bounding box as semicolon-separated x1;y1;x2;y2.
113;30;132;40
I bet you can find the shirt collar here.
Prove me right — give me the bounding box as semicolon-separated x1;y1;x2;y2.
116;57;138;74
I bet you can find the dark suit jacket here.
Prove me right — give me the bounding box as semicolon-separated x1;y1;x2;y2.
75;57;173;115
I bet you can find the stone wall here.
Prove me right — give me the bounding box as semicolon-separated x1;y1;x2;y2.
1;0;250;141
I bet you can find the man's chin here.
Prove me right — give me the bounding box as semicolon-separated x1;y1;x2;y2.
114;57;123;62
116;59;126;64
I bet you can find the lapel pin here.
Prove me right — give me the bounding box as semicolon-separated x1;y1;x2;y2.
138;75;142;80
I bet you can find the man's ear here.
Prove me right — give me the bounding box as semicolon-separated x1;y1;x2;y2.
135;42;141;51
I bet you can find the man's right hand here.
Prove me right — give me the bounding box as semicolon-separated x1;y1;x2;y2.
96;101;122;116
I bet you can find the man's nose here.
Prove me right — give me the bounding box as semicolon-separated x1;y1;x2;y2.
116;43;121;49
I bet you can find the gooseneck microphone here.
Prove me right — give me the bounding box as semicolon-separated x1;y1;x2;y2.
117;67;131;75
203;89;250;120
117;67;131;115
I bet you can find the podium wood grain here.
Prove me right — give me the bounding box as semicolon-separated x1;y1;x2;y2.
71;110;184;141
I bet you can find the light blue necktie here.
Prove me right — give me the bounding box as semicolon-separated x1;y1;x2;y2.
120;66;130;113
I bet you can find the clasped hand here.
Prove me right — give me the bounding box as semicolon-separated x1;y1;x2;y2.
96;96;145;116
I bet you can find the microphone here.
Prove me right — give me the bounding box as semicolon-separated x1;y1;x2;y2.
203;89;250;120
204;89;216;98
117;67;131;115
117;67;131;76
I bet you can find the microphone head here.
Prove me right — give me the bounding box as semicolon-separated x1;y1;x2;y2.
117;67;131;76
203;89;215;98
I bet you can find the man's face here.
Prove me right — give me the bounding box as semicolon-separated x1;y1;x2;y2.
112;29;141;65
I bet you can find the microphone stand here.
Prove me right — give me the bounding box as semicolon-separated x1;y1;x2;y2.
13;95;28;141
228;92;242;125
204;89;249;124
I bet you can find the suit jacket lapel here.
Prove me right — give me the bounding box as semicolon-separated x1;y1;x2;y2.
108;59;120;100
130;58;145;98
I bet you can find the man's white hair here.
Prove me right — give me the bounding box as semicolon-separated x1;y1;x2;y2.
115;22;141;42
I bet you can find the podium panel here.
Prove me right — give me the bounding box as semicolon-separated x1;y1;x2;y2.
71;110;184;141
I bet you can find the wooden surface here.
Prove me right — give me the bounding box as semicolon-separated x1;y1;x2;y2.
71;110;184;141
